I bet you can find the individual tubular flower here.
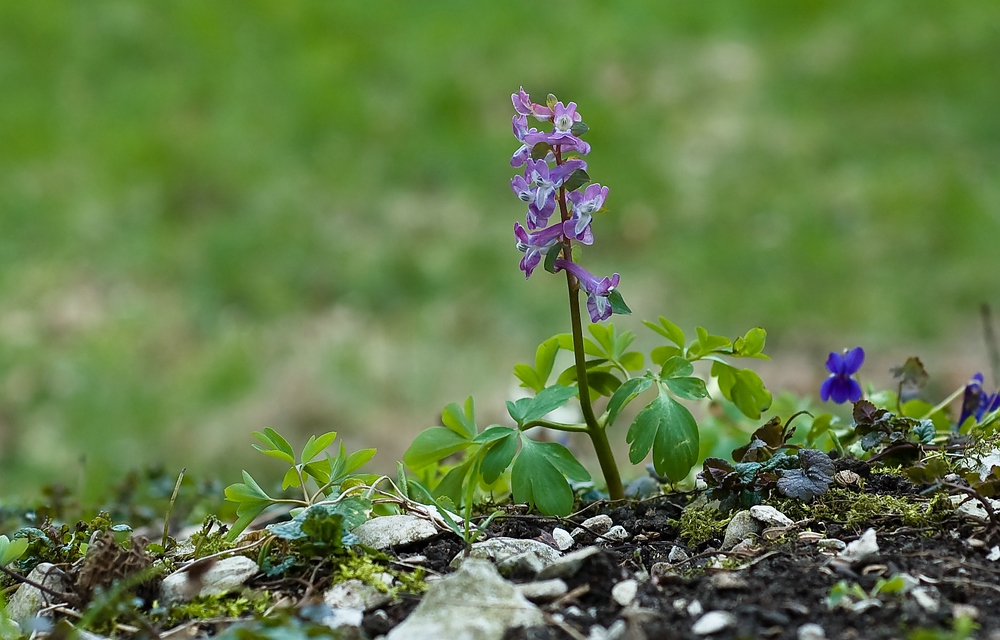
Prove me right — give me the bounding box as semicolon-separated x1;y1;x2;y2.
553;259;620;322
820;347;865;403
512;86;553;121
510;115;539;168
523;158;586;229
511;173;555;230
514;222;564;279
564;183;608;242
958;373;1000;426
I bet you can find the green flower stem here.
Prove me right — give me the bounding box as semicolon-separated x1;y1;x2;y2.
520;419;589;433
920;384;965;421
555;148;625;500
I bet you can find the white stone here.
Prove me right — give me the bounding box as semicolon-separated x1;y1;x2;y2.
687;599;703;617
5;563;70;622
837;528;879;564
692;611;736;635
911;586;940;613
319;608;364;630
797;623;826;640
516;579;568;602
571;514;613;538
351;515;438;550
722;511;762;550
324;579;391;611
988;546;1000;562
552;527;574;551
604;525;629;542
749;505;793;527
454;538;561;575
611;579;638;606
668;545;689;563
160;556;259;604
537;546;600;580
386;559;542;640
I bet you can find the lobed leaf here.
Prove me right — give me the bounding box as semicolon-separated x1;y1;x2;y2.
403;427;471;469
644;317;685;349
626;386;700;483
511;438;589;516
442;397;478;440
301;431;338;464
605;376;654;428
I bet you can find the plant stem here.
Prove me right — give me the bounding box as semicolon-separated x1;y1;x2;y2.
555;148;624;500
520;419;589;433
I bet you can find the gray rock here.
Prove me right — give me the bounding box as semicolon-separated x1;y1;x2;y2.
516;579;568;602
160;556;259;604
722;511;762;550
571;514;613;538
611;579;638;606
710;572;747;590
837;528;879;564
797;623;827;640
324;579;391;611
453;538;561;576
625;476;661;499
5;563;70;622
687;599;704;617
749;505;793;527
668;545;690;563
537;546;601;580
351;515;438;550
552;527;574;551
911;586;940;613
319;607;365;630
603;525;629;543
692;611;736;635
817;538;846;552
386;559;542;640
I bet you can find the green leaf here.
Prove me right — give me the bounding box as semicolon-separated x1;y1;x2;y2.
690;327;732;358
619;351;644;371
480;430;519;484
227;503;269;541
268;499;372;554
665;377;710;400
0;535;27;567
543;242;564;274
607;289;631;316
225;470;273;504
588;323;614;358
511;438;589;516
340;448;377;477
626;387;700;483
530;141;551;161
441;397;478;440
396;461;409;500
301;431;338;464
514;363;543;392
521;384;579;424
303;460;332;486
554;333;604;358
587;371;622;397
253;428;295;464
732;328;768;359
534;337;560;386
473;425;517;444
403;427;472;469
712;362;772;419
571;121;589;136
606;376;654;428
644;317;685;348
562;168;590;193
659;356;694;379
433;458;476;507
650;345;683;366
281;466;301;490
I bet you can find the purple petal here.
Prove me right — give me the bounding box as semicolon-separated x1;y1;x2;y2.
828;377;853;404
820;376;834;402
846;378;863;403
842;347;865;374
825;351;845;375
587;293;611;323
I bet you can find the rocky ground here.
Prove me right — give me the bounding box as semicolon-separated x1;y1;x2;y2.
5;469;1000;640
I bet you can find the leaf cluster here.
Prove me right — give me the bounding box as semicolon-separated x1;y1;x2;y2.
224;428;376;541
701;416;835;511
10;511;131;575
267;498;372;558
851;400;935;460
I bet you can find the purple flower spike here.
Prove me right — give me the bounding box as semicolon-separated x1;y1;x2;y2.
959;373;1000;427
553;259;620;322
820;347;865;404
514;222;564;279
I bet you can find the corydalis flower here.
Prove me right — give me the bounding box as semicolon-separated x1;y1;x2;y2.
820;347;864;404
959;373;1000;426
564;183;608;241
510;115;538;168
512;86;553;121
522;158;586;229
514;222;563;279
554;259;620;322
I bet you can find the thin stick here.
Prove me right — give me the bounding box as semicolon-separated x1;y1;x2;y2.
983;304;1000;389
162;467;186;550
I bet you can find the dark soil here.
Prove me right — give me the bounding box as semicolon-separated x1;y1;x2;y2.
357;482;1000;640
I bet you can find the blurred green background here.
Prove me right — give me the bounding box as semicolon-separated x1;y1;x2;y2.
1;1;998;499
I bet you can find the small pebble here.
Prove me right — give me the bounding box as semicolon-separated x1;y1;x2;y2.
604;525;629;542
710;572;748;590
517;579;568;602
952;604;979;620
668;545;689;563
611;579;638;607
797;623;826;640
571;514;613;538
988;546;1000;562
552;527;574;551
692;611;736;635
749;505;793;527
817;538;846;552
687;599;704;617
911;586;939;613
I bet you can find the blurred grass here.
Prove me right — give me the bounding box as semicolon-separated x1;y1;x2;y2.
1;1;999;498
